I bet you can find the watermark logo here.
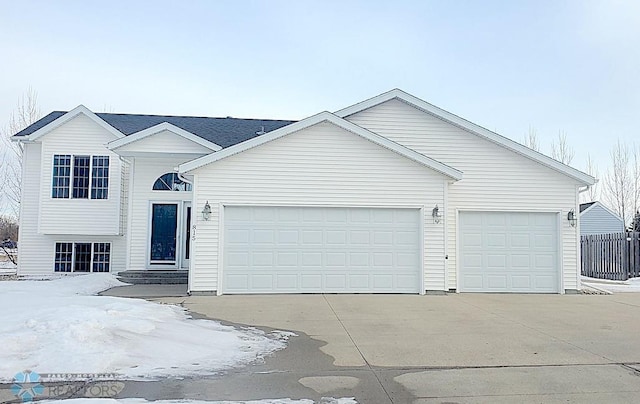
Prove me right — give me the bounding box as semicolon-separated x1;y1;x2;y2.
11;370;44;402
10;370;125;402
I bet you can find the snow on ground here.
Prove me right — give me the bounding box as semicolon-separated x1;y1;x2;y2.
0;259;17;273
0;274;293;381
582;276;640;293
41;398;357;404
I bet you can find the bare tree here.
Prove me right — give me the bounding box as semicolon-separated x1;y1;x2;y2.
522;126;540;151
632;144;640;217
550;130;574;165
582;153;599;203
604;140;633;225
0;88;41;219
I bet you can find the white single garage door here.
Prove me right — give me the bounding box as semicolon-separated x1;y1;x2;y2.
223;206;421;294
459;211;559;293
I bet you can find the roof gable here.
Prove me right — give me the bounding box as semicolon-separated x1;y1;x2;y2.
335;89;595;186
179;111;463;180
580;201;623;221
12;105;125;141
107;122;221;155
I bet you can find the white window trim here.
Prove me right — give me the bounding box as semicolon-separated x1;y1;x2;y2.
54;242;112;273
51;154;110;200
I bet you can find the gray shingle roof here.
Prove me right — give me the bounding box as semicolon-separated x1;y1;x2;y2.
13;111;296;149
580;202;596;213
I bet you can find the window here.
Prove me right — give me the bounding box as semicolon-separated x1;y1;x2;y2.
54;242;111;272
74;243;92;272
72;156;90;199
52;155;71;198
153;173;192;191
54;242;73;272
93;243;111;272
52;154;109;199
91;156;109;199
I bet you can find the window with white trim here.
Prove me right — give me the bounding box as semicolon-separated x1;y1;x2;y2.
52;155;71;198
54;242;73;272
91;156;109;199
153;173;192;191
52;154;109;199
92;243;111;272
54;242;111;272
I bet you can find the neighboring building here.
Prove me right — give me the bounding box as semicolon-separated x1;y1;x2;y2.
12;89;595;294
579;202;625;235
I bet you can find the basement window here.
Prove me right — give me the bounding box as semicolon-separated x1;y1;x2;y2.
54;242;111;272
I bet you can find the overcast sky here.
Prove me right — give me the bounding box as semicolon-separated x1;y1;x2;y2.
2;0;639;176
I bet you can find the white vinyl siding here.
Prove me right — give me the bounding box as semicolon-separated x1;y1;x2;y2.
223;206;421;294
580;204;625;235
114;130;214;154
347;99;581;291
38;114;123;235
190;121;449;293
126;157;196;271
17;116;126;275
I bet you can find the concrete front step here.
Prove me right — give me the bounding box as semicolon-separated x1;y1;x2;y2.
117;270;188;285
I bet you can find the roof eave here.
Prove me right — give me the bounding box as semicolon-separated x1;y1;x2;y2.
336;89;595;186
179;111;463;180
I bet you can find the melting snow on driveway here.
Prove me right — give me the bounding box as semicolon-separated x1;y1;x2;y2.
41;399;357;403
0;274;293;381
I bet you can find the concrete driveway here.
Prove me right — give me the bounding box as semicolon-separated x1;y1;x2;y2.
134;293;640;403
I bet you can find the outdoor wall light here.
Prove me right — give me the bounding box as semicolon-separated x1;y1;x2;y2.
202;201;212;221
567;209;577;227
432;205;442;224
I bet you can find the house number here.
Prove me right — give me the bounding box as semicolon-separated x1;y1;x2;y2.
191;224;197;241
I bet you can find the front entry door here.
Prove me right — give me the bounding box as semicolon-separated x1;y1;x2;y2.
150;203;178;266
181;202;191;268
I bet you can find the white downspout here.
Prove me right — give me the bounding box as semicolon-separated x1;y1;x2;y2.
575;184;591;292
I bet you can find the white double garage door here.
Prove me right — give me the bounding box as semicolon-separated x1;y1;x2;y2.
222;206;560;294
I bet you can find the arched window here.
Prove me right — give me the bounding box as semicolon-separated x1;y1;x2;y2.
152;173;192;191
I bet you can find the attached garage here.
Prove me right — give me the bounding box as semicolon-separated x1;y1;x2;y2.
459;211;560;293
223;206;422;294
178;91;595;295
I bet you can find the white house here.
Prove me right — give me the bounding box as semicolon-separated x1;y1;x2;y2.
579;202;625;235
12;89;595;294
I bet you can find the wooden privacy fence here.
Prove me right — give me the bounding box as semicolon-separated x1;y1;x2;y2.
581;232;640;280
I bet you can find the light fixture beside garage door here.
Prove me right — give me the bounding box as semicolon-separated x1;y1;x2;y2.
567;209;577;227
432;205;442;224
202;201;212;221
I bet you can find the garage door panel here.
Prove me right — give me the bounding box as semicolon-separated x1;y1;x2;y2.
487;233;507;247
511;254;530;269
534;234;555;249
278;230;299;244
252;252;273;266
223;206;421;294
254;207;277;221
511;275;532;289
487;254;507;269
349;274;370;288
463;233;482;248
510;234;530;248
276;274;297;289
460;211;559;293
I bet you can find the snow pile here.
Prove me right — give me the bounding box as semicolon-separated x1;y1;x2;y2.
0;259;17;273
42;399;357;404
0;274;292;381
582;276;640;293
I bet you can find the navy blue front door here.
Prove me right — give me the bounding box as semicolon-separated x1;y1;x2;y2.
150;203;178;264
